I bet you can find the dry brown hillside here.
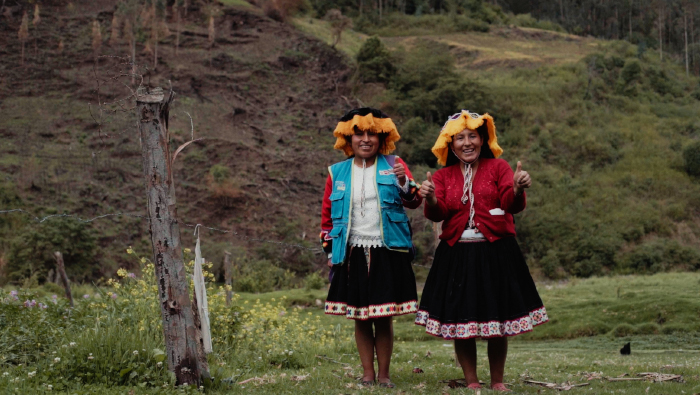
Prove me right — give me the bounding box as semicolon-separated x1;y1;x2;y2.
0;0;356;277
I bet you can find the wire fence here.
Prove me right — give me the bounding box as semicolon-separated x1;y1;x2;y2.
0;208;434;268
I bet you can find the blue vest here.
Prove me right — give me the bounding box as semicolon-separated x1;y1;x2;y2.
327;155;412;265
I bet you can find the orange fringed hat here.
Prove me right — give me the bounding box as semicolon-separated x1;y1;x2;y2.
333;108;401;156
432;110;503;166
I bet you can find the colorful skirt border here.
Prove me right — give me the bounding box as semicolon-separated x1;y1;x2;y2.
325;300;418;320
415;306;549;339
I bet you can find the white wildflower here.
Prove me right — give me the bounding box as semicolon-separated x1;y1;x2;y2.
133;350;139;356
53;357;60;363
28;371;36;377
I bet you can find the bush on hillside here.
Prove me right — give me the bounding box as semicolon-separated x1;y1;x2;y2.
389;40;491;123
620;239;700;274
354;13;489;36
4;218;98;284
683;140;700;177
508;13;565;32
356;36;395;84
397;117;438;167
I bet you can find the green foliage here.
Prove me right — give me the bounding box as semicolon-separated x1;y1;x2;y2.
683;140;700;177
508;13;565;32
355;36;395;84
209;164;231;184
389;40;490;124
620;239;700;274
232;258;296;293
303;272;326;290
4;218;98;284
396;117;438;167
354;13;489;37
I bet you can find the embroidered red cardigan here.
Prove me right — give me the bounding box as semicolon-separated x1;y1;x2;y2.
425;158;526;246
320;157;422;253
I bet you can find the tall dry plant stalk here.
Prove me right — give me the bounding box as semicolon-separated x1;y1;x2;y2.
92;20;102;60
109;13;120;45
57;39;64;54
208;15;215;66
325;9;352;48
123;19;136;84
174;1;180;55
32;4;41;57
18;11;29;65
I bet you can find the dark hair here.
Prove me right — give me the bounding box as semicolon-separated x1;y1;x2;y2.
339;107;390;121
445;123;494;167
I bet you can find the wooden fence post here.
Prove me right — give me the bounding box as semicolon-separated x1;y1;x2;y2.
224;251;232;306
136;86;207;386
53;252;73;308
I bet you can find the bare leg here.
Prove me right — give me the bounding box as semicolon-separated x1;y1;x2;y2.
374;317;394;384
488;336;509;388
454;338;479;385
355;320;376;382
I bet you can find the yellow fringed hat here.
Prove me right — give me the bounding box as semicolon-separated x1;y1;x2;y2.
333;108;400;156
432;110;503;166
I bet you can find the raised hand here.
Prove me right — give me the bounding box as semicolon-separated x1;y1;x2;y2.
420;171;437;205
393;162;407;185
513;161;531;196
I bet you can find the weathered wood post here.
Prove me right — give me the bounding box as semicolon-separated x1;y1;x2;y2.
224;251;232;306
136;86;207;386
53;252;73;307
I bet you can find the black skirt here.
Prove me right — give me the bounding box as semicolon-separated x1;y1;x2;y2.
325;246;418;320
415;237;548;339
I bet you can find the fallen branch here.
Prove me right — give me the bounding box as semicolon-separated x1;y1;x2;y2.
315;355;351;366
523;380;590;391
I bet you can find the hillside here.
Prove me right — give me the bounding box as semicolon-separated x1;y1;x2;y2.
1;0;699;284
0;0;353;282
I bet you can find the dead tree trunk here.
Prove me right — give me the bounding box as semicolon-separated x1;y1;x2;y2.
136;86;207;386
224;251;232;306
54;252;74;308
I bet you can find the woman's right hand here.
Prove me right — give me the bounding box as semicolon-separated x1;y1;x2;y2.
420;172;438;206
327;258;332;268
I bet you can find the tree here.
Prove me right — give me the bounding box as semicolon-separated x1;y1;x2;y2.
325;9;352;48
109;12;120;45
18;11;29;65
92;20;102;60
4;218;98;284
32;4;40;57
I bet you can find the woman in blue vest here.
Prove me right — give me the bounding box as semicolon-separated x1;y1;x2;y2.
320;108;422;388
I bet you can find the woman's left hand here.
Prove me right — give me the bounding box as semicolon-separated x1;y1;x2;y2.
393;162;407;185
513;161;531;196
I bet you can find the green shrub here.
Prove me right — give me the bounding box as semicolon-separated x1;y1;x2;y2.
209;164;231;184
683;140;700;177
304;272;326;290
610;323;637;337
509;13;565;32
397;117;438;167
355;36;395;84
4;218;98;284
233;258;296;293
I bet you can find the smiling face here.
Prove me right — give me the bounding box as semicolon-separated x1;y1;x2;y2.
351;128;381;160
450;128;483;164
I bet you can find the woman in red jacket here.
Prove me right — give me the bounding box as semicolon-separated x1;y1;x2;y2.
415;110;548;392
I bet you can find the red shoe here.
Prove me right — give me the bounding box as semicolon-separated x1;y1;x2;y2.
490;383;512;392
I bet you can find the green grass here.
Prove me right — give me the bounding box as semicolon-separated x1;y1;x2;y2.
3;273;700;394
217;0;252;8
291;17;367;59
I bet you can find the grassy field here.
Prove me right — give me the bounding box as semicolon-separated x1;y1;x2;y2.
2;272;700;394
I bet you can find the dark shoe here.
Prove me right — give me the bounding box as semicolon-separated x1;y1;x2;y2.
379;381;396;388
361;380;375;386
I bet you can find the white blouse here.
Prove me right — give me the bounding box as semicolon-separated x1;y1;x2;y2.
349;162;383;248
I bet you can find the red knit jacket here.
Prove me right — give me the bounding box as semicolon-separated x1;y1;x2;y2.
425;158;526;246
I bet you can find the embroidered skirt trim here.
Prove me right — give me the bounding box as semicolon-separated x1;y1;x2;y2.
414;306;549;339
325;300;418;320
